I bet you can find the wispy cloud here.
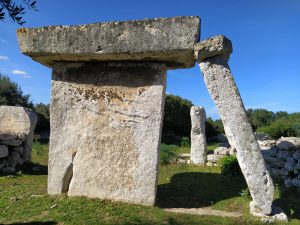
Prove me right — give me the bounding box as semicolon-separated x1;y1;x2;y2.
12;69;27;75
0;56;9;61
0;39;8;44
11;69;31;78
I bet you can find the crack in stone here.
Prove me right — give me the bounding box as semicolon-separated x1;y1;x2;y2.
62;151;77;193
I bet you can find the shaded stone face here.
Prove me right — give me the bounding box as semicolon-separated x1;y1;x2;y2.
17;16;200;69
48;62;166;205
190;106;207;165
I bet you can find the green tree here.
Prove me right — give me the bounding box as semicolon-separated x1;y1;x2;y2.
162;94;193;144
0;0;37;25
0;74;33;108
34;102;50;133
247;108;275;130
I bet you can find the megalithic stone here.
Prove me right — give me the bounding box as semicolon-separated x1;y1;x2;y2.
190;106;207;165
17;16;200;206
195;35;274;215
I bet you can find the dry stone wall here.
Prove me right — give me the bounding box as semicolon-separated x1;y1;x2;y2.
0;106;37;173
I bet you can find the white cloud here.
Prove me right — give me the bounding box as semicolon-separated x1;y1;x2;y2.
0;56;9;61
0;39;8;44
12;69;27;75
11;69;31;78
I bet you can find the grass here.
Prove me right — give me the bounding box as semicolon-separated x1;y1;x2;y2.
0;142;299;224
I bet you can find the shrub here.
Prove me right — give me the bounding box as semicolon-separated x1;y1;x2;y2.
160;144;178;165
258;118;297;139
180;137;190;147
219;155;242;177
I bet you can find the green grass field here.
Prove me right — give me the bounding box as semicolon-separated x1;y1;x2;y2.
0;142;299;224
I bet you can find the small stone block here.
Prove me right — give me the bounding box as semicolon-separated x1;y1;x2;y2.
194;35;232;62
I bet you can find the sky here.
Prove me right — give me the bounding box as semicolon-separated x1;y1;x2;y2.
0;0;299;119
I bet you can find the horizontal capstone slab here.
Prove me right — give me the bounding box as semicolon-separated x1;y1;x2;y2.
17;16;200;69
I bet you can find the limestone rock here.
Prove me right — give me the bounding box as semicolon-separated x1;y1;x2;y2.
190;106;207;165
261;146;278;157
0;106;37;161
250;202;288;222
207;154;224;163
48;62;166;206
197;36;274;215
229;147;237;156
258;140;276;149
214;147;230;155
194;35;232;62
276;137;300;150
255;132;274;141
276;150;292;160
0;145;9;158
293;151;300;160
17;16;200;69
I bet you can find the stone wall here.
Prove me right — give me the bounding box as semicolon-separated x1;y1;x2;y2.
207;135;300;188
0;106;37;173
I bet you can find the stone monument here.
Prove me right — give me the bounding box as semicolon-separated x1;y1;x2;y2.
194;35;276;217
17;16;200;205
190;106;207;165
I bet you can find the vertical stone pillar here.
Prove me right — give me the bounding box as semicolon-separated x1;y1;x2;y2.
16;16;200;205
190;106;207;165
48;62;166;205
195;36;274;215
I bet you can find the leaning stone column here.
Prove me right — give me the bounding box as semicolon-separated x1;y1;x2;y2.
17;16;200;205
190;106;207;164
195;36;275;215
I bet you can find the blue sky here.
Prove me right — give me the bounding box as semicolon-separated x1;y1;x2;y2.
0;0;299;119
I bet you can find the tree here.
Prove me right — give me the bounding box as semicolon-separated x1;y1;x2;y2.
247;108;275;130
0;0;37;25
162;94;193;144
34;102;50;134
0;73;33;108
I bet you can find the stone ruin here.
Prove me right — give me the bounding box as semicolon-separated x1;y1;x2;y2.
16;16;287;220
0;106;37;173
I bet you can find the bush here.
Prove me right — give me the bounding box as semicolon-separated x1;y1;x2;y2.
258;117;299;139
160;144;178;165
180;137;190;147
219;155;242;177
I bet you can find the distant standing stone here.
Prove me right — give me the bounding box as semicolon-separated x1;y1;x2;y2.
190;106;207;165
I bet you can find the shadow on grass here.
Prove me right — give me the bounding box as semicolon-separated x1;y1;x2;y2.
0;162;48;177
21;162;48;175
156;172;247;208
273;182;300;220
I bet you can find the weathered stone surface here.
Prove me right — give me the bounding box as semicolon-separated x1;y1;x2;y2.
207;154;224;163
250;203;289;223
190;106;207;165
48;62;166;205
276;137;300;150
0;145;9;158
196;37;274;215
255;132;273;141
17;16;200;69
214;147;230;155
194;35;232;62
0;106;37;162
